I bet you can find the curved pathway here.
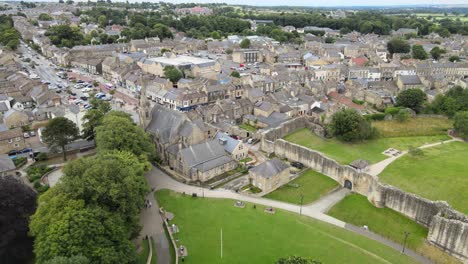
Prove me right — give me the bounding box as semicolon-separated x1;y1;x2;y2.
148;166;432;264
368;138;460;176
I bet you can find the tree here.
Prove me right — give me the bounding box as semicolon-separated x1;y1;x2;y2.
449;55;460;62
328;109;373;142
163;66;183;83
210;31;221;39
324;37;335;43
454;111;468;140
240;38;251;49
60;151;149;233
38;13;53;21
98;15;107;28
396;89;427;112
230;71;240;78
45;255;89;264
152;23;173;40
82;99;111;140
42;117;79;161
430;46;445;60
0;176;36;264
95;111;156;160
387;38;410;54
412;44;428;60
30;197;137;264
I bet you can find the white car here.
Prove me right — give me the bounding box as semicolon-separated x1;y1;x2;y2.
74;99;83;105
82;87;92;92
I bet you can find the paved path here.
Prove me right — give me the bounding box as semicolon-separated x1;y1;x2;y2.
149;166;432;264
306;188;351;213
139;171;171;264
368;138;459;176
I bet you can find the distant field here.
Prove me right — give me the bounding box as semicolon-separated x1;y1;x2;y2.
156;190;416;264
328;194;460;264
372;117;452;138
264;169;339;205
414;13;468;22
379;141;468;215
283;128;449;164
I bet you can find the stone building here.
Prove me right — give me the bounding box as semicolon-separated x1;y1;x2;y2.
249;158;290;193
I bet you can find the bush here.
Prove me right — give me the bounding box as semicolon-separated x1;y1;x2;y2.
396;110;410;122
13;157;27;167
329;109;375;142
384;107;401;116
36;152;48;161
352;99;365;105
366;113;386;121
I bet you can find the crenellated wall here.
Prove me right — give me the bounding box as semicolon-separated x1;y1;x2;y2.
261;119;468;261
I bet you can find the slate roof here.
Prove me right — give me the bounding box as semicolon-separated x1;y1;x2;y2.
399;75;422;85
0;154;15;172
180;140;233;171
146;105;185;144
214;132;241;154
250;159;289;179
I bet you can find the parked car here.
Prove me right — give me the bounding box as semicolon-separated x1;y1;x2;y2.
23;132;30;138
80;96;88;101
290;161;304;169
29;131;36;137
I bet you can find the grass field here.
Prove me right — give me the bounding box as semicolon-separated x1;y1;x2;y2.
156;189;416;264
283;128;449;164
328;194;461;264
264;169;339;205
379;141;468;215
372;117;452;138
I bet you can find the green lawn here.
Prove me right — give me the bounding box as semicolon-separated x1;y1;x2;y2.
156;189;416;264
239;123;257;132
379;141;468;215
283;128;449;164
372;117;452;138
137;237;157;264
264;169;339;205
328;194;460;264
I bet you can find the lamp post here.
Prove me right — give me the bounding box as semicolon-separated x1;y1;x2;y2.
402;231;410;253
300;194;304;215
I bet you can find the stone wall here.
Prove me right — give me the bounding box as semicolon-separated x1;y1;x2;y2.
267;130;468;261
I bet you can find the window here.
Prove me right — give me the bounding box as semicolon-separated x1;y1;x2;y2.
7;139;12;143
14;143;19;147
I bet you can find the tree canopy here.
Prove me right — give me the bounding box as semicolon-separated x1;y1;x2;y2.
45;25;84;48
82;98;111;140
412;44;428;60
163;65;183;83
427;86;468;117
38;13;53;21
95;111;156;160
0;15;21;50
430;46;445;60
454;111;468;140
328;109;374;142
240;38;251;49
0;176;36;264
396;89;427;112
42;117;79;161
387;38;410;55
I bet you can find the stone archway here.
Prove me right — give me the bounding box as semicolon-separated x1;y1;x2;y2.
344;180;352;190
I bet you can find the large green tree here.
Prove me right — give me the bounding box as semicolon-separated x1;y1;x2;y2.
163;65;183;83
387;38;410;54
412;44;428;60
60;151;149;233
328;109;373;142
30;196;136;264
240;38;251;49
95;111;155;160
42;117;79;161
82;99;111;140
430;46;445;60
396;89;427;112
454;111;468;140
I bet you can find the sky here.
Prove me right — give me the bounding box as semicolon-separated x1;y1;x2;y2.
148;0;468;7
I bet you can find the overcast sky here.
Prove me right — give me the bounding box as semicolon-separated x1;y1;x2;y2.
153;0;468;7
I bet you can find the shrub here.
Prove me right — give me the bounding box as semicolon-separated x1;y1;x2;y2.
36;152;48;161
366;113;386;121
396;110;410;122
409;147;424;156
13;157;27;167
385;107;401;116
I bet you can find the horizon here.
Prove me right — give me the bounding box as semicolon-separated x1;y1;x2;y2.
7;0;468;8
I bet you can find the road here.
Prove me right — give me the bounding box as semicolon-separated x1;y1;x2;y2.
148;166;432;264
